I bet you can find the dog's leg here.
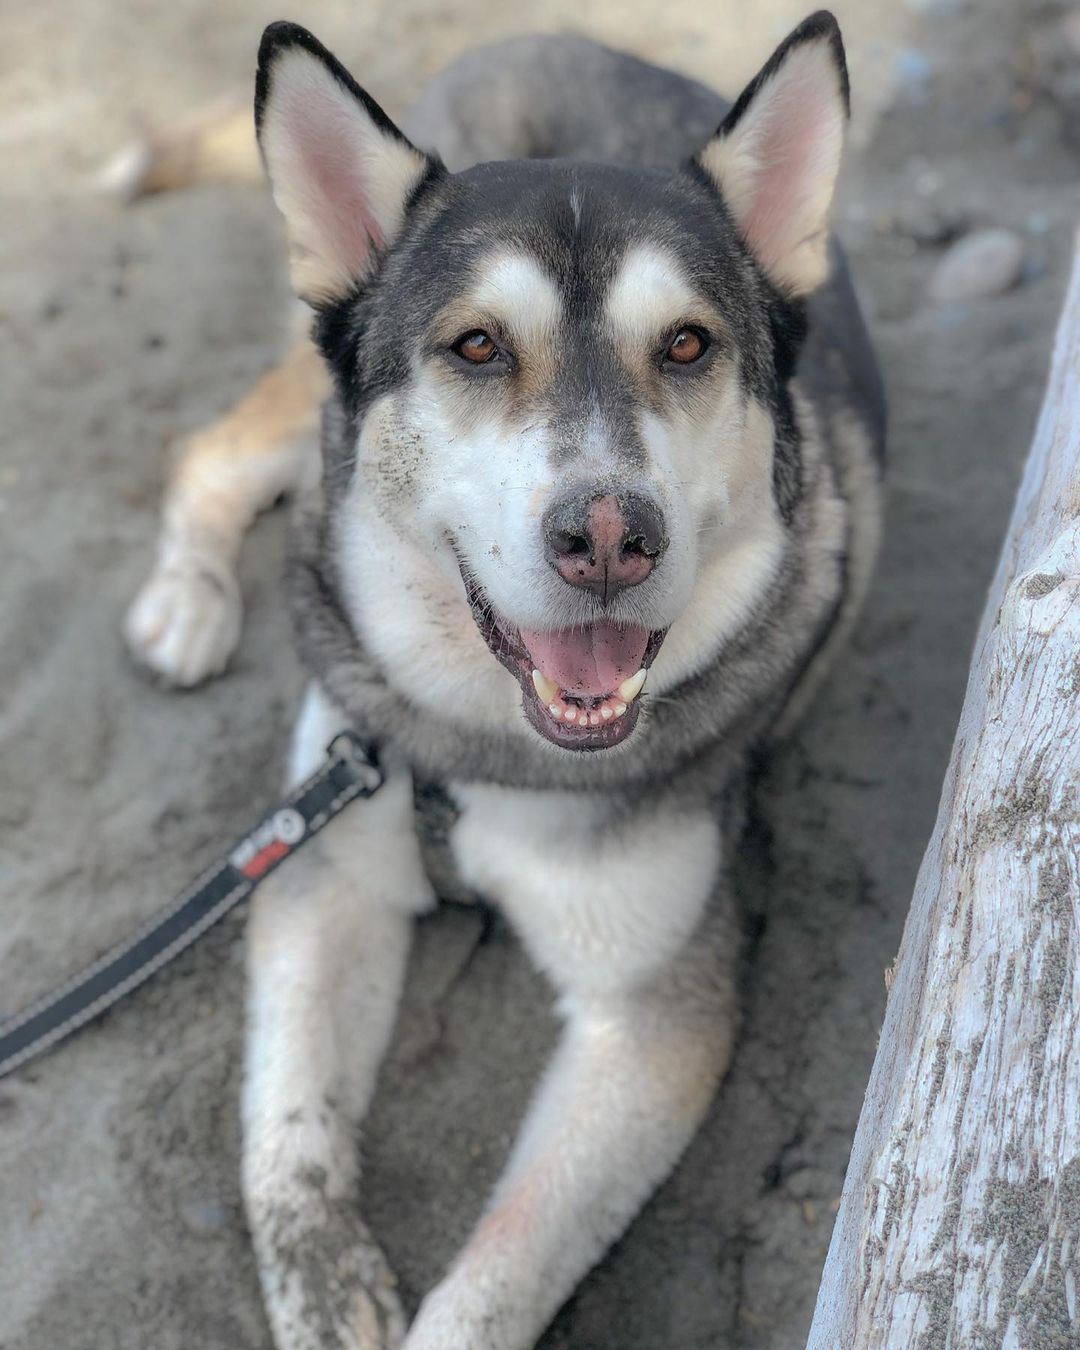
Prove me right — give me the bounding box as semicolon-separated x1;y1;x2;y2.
243;684;435;1350
99;98;262;200
125;337;327;686
405;797;736;1349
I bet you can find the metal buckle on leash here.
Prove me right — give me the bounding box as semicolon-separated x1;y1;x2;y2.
0;732;384;1081
327;731;384;794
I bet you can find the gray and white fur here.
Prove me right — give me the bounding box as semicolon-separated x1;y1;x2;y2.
234;15;884;1350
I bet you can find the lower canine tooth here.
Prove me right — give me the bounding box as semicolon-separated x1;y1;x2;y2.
532;669;559;704
617;669;647;704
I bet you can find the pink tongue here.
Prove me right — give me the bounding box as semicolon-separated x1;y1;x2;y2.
519;622;650;697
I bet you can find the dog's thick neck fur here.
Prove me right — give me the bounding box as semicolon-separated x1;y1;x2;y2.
288;375;853;795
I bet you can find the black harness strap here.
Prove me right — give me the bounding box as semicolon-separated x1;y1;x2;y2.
0;733;383;1080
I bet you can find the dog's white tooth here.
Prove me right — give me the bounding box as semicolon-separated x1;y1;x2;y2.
563;707;577;723
532;669;559;704
617;669;647;704
601;706;613;720
614;702;628;718
549;704;563;720
589;712;601;726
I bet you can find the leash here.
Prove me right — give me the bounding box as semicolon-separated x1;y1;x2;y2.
0;732;383;1081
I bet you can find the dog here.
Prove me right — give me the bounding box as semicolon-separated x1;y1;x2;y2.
124;13;884;1348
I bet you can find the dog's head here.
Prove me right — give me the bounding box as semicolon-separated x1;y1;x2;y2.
256;15;849;755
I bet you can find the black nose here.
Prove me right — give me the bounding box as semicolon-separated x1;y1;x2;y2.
542;491;667;601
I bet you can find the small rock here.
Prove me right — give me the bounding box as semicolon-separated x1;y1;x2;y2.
784;1165;832;1199
894;48;934;105
892;204;968;248
927;228;1026;304
178;1192;230;1235
1026;210;1050;235
932;305;973;331
1021;254;1047;286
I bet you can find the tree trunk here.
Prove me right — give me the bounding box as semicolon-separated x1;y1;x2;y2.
808;232;1080;1348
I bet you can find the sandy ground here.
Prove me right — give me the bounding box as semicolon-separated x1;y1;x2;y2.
1;1;1078;1346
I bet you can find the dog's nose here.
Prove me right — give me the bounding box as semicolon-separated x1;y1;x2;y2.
543;491;667;600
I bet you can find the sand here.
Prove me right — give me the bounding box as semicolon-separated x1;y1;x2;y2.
1;0;1078;1345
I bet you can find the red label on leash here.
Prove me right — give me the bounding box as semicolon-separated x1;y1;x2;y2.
229;808;307;879
239;838;291;879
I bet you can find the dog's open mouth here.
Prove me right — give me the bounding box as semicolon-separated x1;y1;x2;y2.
462;572;666;750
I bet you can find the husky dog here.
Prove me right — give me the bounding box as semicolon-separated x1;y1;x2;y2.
126;12;884;1348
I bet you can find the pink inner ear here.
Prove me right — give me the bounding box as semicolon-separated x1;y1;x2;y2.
276;72;389;277
738;50;841;274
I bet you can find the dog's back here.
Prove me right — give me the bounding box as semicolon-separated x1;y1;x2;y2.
406;34;724;170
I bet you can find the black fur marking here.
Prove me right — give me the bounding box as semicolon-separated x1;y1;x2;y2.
768;296;810;522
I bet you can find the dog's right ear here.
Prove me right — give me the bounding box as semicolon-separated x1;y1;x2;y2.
255;22;438;307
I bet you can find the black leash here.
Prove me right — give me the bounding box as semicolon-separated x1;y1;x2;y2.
0;732;383;1081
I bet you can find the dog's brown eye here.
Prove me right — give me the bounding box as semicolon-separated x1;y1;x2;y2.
455;331;498;364
666;329;707;365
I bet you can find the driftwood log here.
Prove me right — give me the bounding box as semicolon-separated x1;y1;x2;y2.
808;232;1080;1348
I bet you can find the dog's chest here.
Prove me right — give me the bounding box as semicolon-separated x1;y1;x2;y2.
444;781;722;997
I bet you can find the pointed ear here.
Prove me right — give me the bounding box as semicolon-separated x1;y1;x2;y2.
255;22;438;306
697;11;849;298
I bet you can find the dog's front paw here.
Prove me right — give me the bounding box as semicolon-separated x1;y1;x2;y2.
124;551;242;686
403;1276;513;1350
254;1210;407;1350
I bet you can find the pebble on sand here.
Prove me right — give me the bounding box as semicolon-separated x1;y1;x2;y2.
927;228;1026;304
178;1193;231;1234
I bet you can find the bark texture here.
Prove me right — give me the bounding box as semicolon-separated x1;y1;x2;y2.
808;231;1080;1349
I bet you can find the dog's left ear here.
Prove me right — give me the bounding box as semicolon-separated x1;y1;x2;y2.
255;22;439;306
697;11;849;298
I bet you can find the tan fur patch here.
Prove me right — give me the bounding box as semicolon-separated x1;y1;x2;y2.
430;251;563;398
602;243;733;409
